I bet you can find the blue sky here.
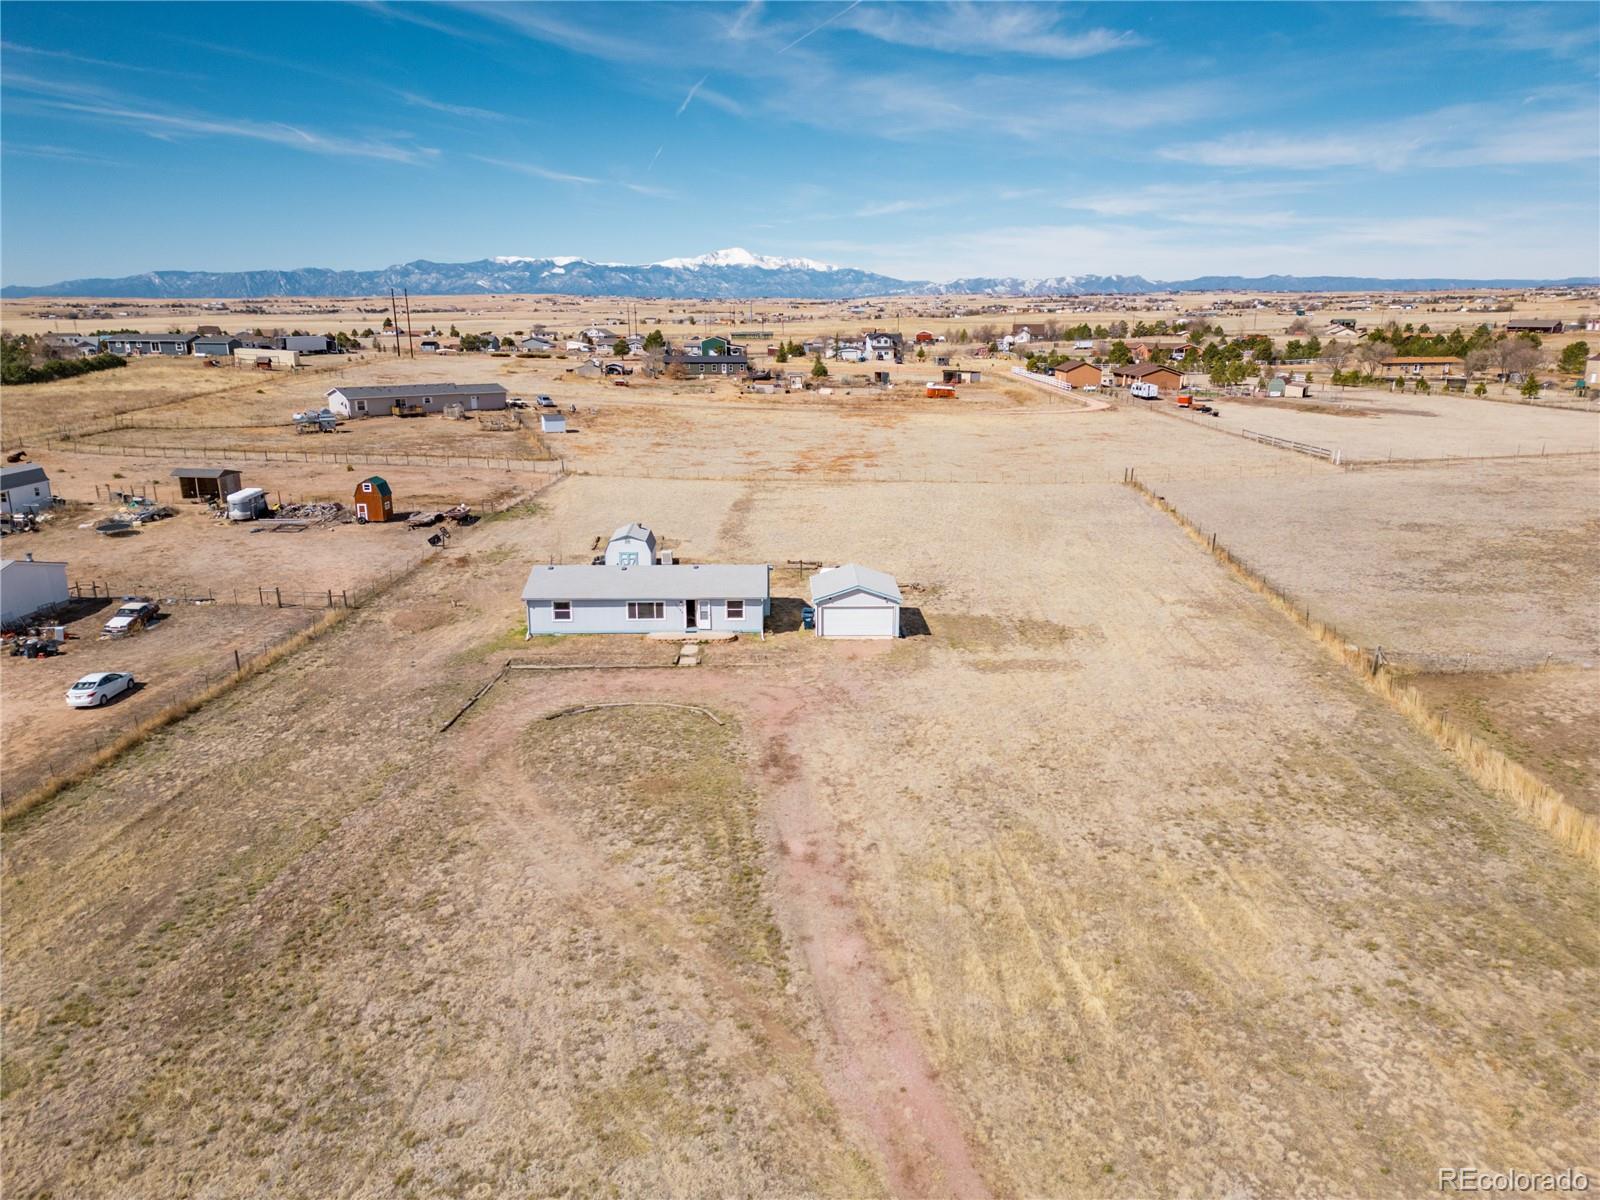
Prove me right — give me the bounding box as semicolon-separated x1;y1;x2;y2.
2;1;1597;284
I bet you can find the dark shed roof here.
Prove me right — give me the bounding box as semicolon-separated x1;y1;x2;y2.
171;467;241;479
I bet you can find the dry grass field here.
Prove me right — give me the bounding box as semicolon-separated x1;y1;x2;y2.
2;297;1596;1198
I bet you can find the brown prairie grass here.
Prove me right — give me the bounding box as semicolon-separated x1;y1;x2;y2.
1126;474;1599;866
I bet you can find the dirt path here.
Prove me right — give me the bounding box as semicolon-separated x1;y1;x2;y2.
749;684;993;1200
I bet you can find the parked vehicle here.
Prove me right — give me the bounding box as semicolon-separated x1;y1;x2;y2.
66;671;135;708
506;398;530;409
1130;381;1161;400
104;598;160;636
535;395;556;409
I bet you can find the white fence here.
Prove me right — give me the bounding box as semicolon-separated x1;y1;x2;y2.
1240;428;1341;464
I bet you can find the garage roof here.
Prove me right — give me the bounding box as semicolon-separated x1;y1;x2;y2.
810;563;902;605
522;563;769;602
171;466;240;479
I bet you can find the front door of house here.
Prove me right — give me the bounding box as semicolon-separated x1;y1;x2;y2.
686;602;698;631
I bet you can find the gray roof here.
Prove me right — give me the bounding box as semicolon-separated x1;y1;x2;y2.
0;465;50;489
523;563;769;602
0;557;67;571
170;466;240;479
609;522;656;547
810;563;902;605
103;332;194;343
328;383;508;400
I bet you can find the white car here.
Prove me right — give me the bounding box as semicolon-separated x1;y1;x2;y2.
66;672;136;708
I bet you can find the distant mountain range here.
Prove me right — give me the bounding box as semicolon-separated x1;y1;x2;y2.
3;249;1594;299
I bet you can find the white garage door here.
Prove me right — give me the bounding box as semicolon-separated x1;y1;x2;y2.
819;606;897;638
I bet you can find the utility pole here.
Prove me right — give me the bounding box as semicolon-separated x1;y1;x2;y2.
388;289;402;357
403;289;415;358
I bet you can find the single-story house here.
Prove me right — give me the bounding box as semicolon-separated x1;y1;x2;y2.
809;563;901;639
1108;363;1184;393
519;336;555;351
1052;360;1102;389
325;383;508;417
419;337;461;353
522;539;770;636
0;464;52;515
581;326;621;344
170;466;242;501
1322;324;1361;341
0;555;70;627
100;333;195;356
352;476;394;522
1506;319;1562;335
665;350;752;377
1381;355;1464;379
193;335;242;357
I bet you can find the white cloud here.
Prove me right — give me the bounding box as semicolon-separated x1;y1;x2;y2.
841;2;1141;60
470;155;599;184
1162;103;1599;170
854;198;944;217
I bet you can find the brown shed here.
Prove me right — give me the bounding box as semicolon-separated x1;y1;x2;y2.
1052;360;1103;389
170;466;242;502
353;476;394;523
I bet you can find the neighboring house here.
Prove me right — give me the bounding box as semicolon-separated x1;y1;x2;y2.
605;523;657;566
325;383;508;417
565;340;590;352
170;466;242;502
1506;319;1563;335
1011;323;1041;340
0;464;52;514
519;335;555;351
1586;354;1600;388
277;334;333;354
1381;355;1464;379
0;555;69;627
581;326;620;345
419;337;461;353
522;525;770;636
808;563;902;639
665;349;751;376
1108;363;1184;393
42;334;101;359
1052;360;1103;389
99;333;195;356
1131;340;1195;363
864;331;903;362
232;347;300;369
1322;324;1361;341
352;476;394;522
192;335;242;356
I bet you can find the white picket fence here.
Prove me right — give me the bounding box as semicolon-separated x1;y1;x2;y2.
1241;428;1342;464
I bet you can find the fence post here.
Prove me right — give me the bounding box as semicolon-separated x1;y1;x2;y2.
234;649;242;672
275;587;282;608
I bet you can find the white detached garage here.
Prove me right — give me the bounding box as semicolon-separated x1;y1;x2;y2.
809;564;902;638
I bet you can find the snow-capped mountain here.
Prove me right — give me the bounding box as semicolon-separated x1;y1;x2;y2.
651;247;838;272
2;253;1593;299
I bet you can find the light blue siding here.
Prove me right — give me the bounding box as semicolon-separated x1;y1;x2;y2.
526;596;766;636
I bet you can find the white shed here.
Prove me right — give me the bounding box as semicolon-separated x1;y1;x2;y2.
0;465;52;515
0;556;69;626
809;563;902;638
540;412;567;433
605;523;656;567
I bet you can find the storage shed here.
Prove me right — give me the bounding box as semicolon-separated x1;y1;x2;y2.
809;564;902;639
605;523;656;566
540;412;567;433
0;464;52;515
353;476;394;523
0;556;69;628
171;466;242;502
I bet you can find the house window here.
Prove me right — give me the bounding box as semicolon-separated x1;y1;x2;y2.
726;600;745;620
552;601;571;621
617;552;639;567
627;601;664;620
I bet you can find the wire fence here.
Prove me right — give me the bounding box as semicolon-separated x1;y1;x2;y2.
41;437;565;473
5;617;329;804
70;580;357;609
